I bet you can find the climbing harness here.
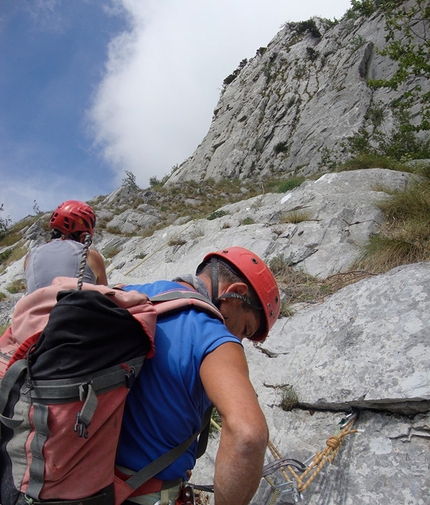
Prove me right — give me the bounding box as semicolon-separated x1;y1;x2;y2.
192;411;359;504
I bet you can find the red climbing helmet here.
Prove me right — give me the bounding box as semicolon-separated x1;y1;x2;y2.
199;247;280;342
49;200;96;237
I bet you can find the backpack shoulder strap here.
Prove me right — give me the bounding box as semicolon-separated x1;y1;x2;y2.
0;359;28;422
150;290;223;322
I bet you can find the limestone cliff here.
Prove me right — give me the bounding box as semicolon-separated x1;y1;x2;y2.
167;4;428;184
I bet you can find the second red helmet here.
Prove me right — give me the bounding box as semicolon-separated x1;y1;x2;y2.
50;200;96;237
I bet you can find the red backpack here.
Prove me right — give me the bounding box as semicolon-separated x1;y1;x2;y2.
0;277;222;505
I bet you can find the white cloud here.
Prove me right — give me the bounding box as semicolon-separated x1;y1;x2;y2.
88;0;351;188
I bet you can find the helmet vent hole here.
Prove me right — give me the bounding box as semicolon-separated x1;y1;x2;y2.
251;258;258;264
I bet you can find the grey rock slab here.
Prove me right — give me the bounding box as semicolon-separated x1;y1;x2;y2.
192;410;430;505
246;263;430;414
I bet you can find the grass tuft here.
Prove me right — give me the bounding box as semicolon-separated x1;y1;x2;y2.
6;279;27;294
269;254;373;316
280;210;312;224
338;154;413;172
356;178;430;272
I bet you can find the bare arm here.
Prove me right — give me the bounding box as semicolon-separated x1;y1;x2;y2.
87;249;108;285
200;342;268;505
24;253;30;270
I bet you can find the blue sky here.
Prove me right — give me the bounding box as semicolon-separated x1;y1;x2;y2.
0;0;352;224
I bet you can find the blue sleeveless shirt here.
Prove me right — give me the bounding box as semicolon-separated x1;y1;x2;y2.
116;280;241;480
25;239;96;293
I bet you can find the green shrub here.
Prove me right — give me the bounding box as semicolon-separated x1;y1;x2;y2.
273;142;290;154
103;246;122;259
0;247;27;273
223;73;237;86
279;300;295;318
306;47;319;61
269;255;370;308
168;238;186;247
413;161;430;180
346;106;430;162
349;0;378;17
0;249;13;264
0;232;22;248
276;178;305;193
280;385;299;411
6;279;27;294
135;252;147;260
338;154;413;172
280;211;311;224
295;19;321;38
207;210;228;221
123;170;140;191
356;178;430;272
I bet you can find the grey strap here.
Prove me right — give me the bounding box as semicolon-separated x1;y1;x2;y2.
0;360;28;429
124;406;213;491
171;275;211;299
150;290;217;309
27;402;49;499
0;360;27;412
30;357;144;401
75;382;98;438
150;291;222;322
28;493;109;505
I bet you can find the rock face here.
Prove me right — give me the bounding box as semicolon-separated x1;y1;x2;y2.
0;167;428;504
251;262;430;504
166;5;429;185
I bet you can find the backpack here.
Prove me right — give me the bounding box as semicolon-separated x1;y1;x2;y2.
0;277;223;505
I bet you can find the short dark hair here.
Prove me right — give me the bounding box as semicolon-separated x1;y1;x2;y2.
199;259;261;309
50;229;84;243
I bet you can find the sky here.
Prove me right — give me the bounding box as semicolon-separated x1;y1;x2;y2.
0;0;352;224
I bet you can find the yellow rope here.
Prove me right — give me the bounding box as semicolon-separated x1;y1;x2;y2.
267;416;358;496
264;476;279;505
267;441;293;484
209;411;358;501
210;418;222;431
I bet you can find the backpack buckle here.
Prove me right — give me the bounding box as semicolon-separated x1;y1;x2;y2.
74;411;90;438
125;366;137;389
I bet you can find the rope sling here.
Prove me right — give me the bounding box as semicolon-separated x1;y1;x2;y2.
77;233;92;290
264;411;358;503
193;411;359;504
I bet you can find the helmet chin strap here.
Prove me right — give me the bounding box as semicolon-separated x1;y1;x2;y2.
210;257;221;308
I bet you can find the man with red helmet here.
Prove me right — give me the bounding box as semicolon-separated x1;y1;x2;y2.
24;200;107;293
116;247;280;505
